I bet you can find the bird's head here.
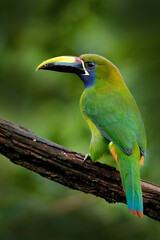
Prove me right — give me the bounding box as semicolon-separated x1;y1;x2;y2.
36;54;121;89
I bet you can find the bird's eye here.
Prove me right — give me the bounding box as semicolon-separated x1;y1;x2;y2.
85;62;95;69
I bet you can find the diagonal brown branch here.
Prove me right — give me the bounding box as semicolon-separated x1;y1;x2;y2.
0;118;159;221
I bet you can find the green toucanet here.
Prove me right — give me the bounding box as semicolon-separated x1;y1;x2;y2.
36;54;147;217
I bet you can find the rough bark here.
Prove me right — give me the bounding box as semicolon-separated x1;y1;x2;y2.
0;118;159;221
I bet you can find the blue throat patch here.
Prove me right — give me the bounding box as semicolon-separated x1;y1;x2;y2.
78;71;95;89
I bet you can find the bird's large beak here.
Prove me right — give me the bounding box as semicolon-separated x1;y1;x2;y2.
36;56;89;75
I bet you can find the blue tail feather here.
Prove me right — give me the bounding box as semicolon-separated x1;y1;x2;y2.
119;157;143;216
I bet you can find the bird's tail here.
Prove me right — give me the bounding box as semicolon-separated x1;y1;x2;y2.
118;151;143;217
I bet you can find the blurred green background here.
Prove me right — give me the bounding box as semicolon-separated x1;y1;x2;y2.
0;0;160;239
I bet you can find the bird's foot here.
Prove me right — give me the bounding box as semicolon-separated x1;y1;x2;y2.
84;153;91;160
81;153;92;166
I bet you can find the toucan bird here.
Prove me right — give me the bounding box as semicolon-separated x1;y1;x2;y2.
36;54;147;217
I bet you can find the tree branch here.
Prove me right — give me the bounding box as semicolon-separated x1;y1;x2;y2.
0;118;159;221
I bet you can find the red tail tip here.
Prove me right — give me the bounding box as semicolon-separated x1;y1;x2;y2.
129;209;143;218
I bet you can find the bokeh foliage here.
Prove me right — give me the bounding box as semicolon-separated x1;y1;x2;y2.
0;0;160;239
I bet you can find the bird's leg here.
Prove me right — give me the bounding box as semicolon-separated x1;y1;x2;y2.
84;153;91;160
81;153;92;165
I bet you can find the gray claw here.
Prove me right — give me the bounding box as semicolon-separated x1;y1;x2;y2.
84;153;91;161
81;153;91;166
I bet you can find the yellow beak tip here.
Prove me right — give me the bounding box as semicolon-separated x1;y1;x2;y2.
35;64;44;71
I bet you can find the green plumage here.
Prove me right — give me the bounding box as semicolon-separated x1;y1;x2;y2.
80;54;146;156
79;54;146;217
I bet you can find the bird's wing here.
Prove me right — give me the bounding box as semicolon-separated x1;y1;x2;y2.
83;91;146;155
